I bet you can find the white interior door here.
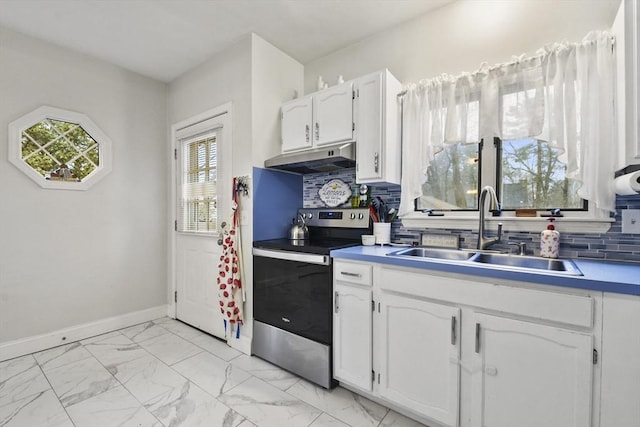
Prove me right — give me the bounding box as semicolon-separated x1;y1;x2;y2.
173;105;232;340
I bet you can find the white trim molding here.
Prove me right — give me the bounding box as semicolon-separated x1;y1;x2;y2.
0;305;167;362
401;212;614;234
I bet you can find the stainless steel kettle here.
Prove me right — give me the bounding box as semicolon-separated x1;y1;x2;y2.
289;214;309;240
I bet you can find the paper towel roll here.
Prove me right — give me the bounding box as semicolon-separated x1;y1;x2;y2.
615;170;640;195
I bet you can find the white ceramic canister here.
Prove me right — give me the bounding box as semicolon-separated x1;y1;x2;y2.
373;222;391;245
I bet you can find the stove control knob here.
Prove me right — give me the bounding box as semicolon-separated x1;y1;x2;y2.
306;213;313;220
350;213;356;219
358;213;364;220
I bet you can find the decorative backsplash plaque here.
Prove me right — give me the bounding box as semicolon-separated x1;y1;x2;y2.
318;178;350;207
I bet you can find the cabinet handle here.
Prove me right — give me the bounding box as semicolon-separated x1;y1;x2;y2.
451;316;457;345
305;124;310;142
335;291;339;313
475;323;481;353
374;152;379;173
340;271;362;278
315;122;319;140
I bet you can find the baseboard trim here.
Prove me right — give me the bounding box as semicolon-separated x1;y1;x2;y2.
0;305;168;362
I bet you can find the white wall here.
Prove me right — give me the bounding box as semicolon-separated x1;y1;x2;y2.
251;34;304;166
0;28;168;345
304;0;621;93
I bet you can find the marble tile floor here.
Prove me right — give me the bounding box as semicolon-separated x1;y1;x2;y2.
0;317;426;427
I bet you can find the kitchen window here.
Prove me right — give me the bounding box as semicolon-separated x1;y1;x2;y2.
401;31;616;233
497;137;585;211
416;142;480;211
417;137;587;214
8;106;112;190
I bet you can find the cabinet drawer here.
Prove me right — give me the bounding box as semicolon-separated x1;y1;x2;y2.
334;261;372;286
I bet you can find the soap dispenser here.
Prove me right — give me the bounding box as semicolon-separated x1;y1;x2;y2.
540;217;560;259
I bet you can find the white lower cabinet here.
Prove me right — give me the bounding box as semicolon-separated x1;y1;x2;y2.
376;291;460;427
470;313;593;427
333;282;372;392
600;292;640;427
333;261;601;427
333;261;373;392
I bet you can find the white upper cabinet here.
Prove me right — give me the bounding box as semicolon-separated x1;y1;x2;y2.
279;70;402;184
281;96;313;152
614;0;640;168
313;82;354;146
355;70;402;184
281;82;353;152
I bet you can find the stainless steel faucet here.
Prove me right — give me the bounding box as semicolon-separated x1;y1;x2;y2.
477;186;502;250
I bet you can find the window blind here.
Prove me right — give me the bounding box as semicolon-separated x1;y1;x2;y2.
177;129;220;233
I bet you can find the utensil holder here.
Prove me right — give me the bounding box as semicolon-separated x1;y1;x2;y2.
373;222;391;245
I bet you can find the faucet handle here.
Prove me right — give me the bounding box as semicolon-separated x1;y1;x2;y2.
507;241;526;255
497;223;503;240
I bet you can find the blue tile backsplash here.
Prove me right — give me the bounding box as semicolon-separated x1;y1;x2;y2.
303;169;640;263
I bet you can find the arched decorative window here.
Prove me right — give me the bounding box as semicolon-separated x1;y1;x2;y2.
8;106;112;190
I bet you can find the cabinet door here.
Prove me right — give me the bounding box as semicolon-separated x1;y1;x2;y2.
333;282;372;391
281;96;313;152
471;313;593;427
376;291;460;427
313;82;353;146
355;72;383;181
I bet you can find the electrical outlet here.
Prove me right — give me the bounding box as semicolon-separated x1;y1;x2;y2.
622;209;640;234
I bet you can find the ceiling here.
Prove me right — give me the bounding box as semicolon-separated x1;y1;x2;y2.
0;0;454;82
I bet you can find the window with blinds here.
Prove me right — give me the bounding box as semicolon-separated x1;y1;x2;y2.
178;131;218;233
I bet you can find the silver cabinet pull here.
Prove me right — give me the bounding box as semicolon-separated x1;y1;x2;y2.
305;124;310;142
374;152;379;173
315;122;319;140
340;271;362;278
335;291;339;313
451;316;457;345
475;323;481;353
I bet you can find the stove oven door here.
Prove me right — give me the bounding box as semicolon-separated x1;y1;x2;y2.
252;248;332;344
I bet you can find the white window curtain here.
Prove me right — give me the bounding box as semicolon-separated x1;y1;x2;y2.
399;31;616;216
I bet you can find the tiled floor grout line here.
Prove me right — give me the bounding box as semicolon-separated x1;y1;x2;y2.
33;356;79;427
101;321;260;425
78;329;168;427
3;318;422;427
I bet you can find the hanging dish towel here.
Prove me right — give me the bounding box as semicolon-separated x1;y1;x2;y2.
217;177;244;338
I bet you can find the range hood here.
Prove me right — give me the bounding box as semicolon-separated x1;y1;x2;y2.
264;142;356;174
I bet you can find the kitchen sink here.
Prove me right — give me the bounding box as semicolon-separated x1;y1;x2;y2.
387;246;583;276
469;253;583;275
387;247;477;261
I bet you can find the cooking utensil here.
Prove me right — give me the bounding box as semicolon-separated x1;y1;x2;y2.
369;205;379;223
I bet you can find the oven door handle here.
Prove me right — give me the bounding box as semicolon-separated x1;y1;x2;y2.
252;248;330;266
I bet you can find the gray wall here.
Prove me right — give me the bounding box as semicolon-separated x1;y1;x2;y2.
0;27;168;342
